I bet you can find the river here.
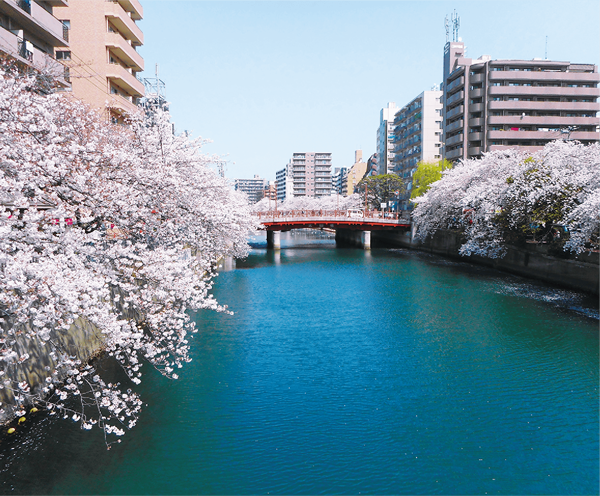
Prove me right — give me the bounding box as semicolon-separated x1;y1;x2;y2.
0;230;598;494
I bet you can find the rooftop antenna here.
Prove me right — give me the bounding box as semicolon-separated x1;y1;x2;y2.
545;35;548;59
452;9;460;41
451;10;460;42
444;15;449;43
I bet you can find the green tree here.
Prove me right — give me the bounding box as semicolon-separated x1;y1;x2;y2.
356;174;405;210
411;159;452;199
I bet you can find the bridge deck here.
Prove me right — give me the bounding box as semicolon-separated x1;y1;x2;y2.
255;210;411;231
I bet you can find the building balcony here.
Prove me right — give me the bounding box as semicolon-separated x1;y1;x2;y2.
107;92;138;116
109;0;143;20
446;76;464;94
446;105;464;120
447;91;465;107
106;62;144;96
488;85;600;98
105;0;143;45
470;88;484;98
488;100;600;112
489;144;544;153
468;146;482;156
470;73;484;84
446;147;464;160
446;119;464;133
0;28;69;85
0;0;69;47
488;129;599;141
488;115;599;127
469;117;484;127
468;132;483;141
105;32;143;71
469;103;484;113
446;134;464;146
489;71;600;83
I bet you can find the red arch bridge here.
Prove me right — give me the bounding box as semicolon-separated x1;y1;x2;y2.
253;209;411;249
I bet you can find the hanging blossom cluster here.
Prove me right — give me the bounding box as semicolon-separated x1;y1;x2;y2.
252;193;364;213
0;68;258;446
411;140;599;258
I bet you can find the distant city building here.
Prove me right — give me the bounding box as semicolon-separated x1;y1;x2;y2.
0;0;70;88
442;40;600;162
392;90;443;209
263;182;277;201
332;167;347;196
366;153;379;176
55;0;145;121
376;102;398;174
234;175;269;204
342;150;367;196
290;152;332;198
275;162;293;202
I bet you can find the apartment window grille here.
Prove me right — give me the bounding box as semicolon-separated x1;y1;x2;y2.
18;40;33;61
17;0;31;14
62;21;70;42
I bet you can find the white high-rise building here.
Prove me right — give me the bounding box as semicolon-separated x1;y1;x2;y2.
376;102;399;174
392;90;443;209
275;161;293;202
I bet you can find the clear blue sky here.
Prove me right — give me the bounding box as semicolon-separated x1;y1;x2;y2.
140;0;600;180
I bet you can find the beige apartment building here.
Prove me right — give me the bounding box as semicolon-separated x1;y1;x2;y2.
342;150;367;197
442;41;600;161
0;0;70;86
54;0;144;120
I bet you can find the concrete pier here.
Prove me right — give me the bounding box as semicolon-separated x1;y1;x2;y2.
335;229;371;250
266;230;281;250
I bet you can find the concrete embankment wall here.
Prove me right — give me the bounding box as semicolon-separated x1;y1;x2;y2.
372;229;599;296
0;287;142;425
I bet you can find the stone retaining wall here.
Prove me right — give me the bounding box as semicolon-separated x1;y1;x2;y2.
372;229;599;296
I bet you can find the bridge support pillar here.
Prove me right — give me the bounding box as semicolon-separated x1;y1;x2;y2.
266;230;281;250
361;230;371;250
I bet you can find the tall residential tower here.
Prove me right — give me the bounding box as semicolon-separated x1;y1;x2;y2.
442;41;600;161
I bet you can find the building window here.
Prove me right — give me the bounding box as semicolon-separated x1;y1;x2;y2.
56;50;71;60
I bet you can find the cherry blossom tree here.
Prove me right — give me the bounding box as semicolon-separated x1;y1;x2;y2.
0;67;257;445
252;193;363;212
412;141;599;258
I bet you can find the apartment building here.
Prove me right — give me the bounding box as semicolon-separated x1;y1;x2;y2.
376;102;398;174
290;152;332;198
342;150;367;197
275;162;293;202
331;167;347;196
54;0;144;120
442;41;600;161
392;91;443;208
234;175;269;204
0;0;70;86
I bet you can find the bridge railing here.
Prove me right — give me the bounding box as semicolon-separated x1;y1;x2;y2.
254;210;411;223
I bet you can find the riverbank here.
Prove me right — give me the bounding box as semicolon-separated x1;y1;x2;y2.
372;228;599;296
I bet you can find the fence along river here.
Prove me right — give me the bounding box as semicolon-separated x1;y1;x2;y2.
0;230;598;494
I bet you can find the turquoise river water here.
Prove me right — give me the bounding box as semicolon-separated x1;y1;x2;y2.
0;230;598;494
